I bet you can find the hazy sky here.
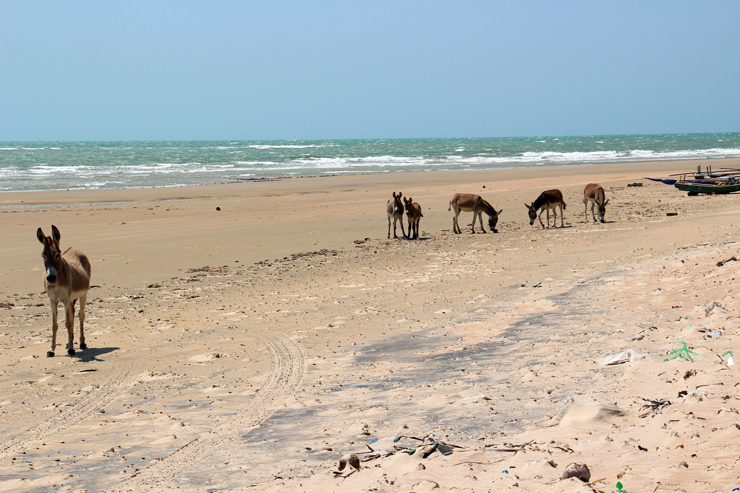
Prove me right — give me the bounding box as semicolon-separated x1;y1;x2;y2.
1;1;739;141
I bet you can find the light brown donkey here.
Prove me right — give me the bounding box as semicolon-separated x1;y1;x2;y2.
583;183;609;223
403;197;423;239
386;191;407;239
525;189;566;228
36;225;91;357
448;193;502;234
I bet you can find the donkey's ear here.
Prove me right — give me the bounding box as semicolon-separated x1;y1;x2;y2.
498;209;503;215
37;228;46;244
524;203;530;208
604;199;610;205
51;225;61;243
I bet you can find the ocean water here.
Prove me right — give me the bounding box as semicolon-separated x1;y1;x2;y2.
1;133;739;192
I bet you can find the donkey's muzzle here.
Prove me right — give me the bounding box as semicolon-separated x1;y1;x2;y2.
46;274;57;283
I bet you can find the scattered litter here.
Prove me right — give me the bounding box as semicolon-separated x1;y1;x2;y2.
561;462;591;482
662;342;704;362
639;398;671;417
717;350;734;367
680;389;708;402
463;394;492;403
610;481;629;493
629;333;645;342
627;182;643;187
707;330;722;338
370;436;398;445
666;212;678;216
598;349;644;366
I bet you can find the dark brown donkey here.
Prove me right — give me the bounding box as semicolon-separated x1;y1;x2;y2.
386;191;407;239
525;189;566;228
37;225;92;357
448;193;502;234
403;197;423;239
583;183;609;223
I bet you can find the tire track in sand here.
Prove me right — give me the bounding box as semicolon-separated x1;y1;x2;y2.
0;360;137;459
107;336;305;492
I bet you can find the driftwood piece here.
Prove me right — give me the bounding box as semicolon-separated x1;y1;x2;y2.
717;256;738;267
333;433;466;474
483;440;537;453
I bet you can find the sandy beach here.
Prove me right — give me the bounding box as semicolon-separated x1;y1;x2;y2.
2;158;740;492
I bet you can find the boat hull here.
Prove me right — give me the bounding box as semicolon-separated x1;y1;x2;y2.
675;182;740;194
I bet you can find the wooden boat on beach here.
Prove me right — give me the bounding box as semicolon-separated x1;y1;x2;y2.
665;164;740;195
675;177;740;195
646;165;740;194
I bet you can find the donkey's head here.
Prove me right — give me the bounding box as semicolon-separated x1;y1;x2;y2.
37;225;62;285
403;197;414;213
525;203;537;225
597;199;609;223
392;192;404;215
489;209;502;233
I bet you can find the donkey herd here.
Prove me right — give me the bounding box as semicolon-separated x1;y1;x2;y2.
35;184;607;357
387;183;609;238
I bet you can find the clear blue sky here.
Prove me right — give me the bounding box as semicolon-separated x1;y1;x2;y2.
1;1;738;141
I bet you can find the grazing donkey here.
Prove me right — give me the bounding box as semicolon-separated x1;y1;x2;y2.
448;193;502;234
403;197;423;239
525;189;566;228
386;191;407;239
36;225;91;357
583;183;609;223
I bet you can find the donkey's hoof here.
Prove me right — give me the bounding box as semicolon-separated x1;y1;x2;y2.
47;351;55;357
67;348;76;356
80;342;87;350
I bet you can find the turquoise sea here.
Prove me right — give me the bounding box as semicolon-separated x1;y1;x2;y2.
1;133;739;192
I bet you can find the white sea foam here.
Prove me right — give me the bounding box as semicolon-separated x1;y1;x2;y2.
3;135;739;191
248;144;339;150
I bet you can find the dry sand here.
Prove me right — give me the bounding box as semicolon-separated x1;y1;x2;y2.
1;158;740;492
